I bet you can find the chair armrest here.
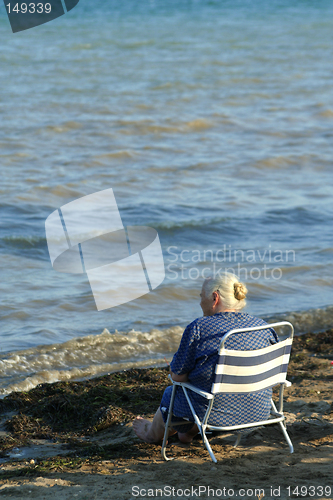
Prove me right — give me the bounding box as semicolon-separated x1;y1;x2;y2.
168;375;214;400
284;380;292;388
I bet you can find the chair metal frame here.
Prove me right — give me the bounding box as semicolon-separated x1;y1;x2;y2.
161;321;294;463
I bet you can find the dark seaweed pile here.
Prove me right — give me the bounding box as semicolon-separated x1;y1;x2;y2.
0;368;170;457
291;329;333;357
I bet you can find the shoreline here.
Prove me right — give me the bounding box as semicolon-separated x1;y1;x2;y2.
2;310;333;397
0;328;332;499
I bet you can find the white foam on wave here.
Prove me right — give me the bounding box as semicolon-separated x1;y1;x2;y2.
264;305;333;337
0;326;183;397
1;358;168;396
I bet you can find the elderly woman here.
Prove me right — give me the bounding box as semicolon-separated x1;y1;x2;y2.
133;272;278;443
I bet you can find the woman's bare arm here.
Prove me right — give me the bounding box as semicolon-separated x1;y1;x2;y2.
171;371;188;382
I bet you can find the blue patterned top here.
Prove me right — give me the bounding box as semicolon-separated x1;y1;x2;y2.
165;312;279;427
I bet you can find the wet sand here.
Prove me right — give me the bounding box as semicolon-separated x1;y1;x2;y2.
0;329;332;500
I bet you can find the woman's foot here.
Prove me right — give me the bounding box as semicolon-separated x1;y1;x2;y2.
133;416;159;443
133;409;175;444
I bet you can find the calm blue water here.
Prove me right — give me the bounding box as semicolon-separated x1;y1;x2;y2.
0;0;333;394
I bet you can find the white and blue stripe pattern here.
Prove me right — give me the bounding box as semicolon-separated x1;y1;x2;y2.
212;334;292;394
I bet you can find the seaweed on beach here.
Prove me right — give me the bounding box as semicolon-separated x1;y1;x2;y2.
0;435;28;456
0;368;170;441
291;328;333;357
287;328;333;381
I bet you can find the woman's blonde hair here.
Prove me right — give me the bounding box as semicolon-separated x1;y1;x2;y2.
203;272;248;311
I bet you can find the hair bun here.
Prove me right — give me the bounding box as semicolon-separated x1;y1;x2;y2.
234;282;247;301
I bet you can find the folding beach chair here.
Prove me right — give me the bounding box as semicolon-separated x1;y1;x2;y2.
161;321;294;463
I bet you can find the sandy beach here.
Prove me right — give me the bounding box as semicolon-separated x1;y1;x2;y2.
0;329;332;500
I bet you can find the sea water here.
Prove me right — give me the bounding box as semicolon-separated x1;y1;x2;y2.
0;0;333;395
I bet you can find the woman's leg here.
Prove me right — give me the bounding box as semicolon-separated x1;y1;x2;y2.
133;385;199;444
178;423;199;443
133;409;199;444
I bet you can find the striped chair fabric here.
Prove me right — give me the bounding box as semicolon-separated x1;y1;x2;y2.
212;336;293;395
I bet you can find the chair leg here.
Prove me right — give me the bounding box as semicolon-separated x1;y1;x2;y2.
161;432;171;461
234;433;241;448
201;428;217;463
278;421;294;453
271;397;294;453
161;386;177;461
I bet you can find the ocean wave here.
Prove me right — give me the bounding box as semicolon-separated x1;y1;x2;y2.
95;150;137;159
0;327;183;396
265;306;333;337
317;109;333;118
0;358;167;396
255;155;307;170
44;121;83;133
151;215;231;231
0;235;46;250
114;118;214;135
262;206;325;225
